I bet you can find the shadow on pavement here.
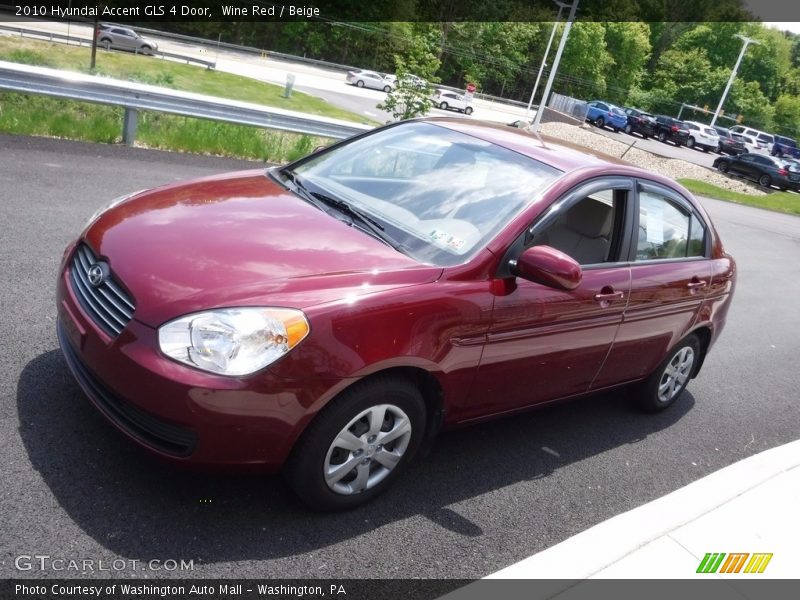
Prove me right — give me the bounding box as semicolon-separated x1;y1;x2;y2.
18;349;693;563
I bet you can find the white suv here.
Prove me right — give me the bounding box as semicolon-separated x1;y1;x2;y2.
432;90;473;115
684;121;720;152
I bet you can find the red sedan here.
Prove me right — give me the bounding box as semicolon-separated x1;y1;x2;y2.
57;118;736;510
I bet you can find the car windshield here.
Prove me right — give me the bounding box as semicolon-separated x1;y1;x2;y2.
288;122;562;266
611;107;625;116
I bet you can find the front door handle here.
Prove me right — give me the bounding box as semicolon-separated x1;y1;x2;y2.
594;290;624;304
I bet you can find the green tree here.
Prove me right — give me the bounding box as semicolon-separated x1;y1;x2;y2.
603;22;651;104
773;95;800;136
557;22;613;99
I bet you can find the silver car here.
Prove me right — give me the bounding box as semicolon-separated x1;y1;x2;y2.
97;25;158;55
345;70;393;92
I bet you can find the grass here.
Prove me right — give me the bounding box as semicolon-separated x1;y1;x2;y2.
678;178;800;216
0;37;375;125
0;37;373;162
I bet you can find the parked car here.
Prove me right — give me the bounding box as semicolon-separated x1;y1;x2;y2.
97;24;158;55
57;118;736;511
729;126;774;153
713;152;800;191
432;90;473;115
585;101;628;131
622;107;657;138
683;121;720;152
654;116;690;146
770;135;800;159
345;70;393;92
712;126;746;156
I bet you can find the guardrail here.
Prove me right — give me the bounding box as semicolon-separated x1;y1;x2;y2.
0;24;217;69
0;61;373;143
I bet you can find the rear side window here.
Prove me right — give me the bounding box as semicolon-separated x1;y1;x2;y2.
637;192;691;260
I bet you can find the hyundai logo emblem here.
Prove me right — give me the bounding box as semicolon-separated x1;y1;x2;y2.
87;263;109;287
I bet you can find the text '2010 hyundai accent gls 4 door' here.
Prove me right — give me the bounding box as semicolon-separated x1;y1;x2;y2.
57;118;736;510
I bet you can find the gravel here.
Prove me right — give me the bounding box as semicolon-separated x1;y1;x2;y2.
539;122;766;196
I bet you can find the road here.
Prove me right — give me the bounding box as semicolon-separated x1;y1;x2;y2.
1;20;745;171
1;134;798;580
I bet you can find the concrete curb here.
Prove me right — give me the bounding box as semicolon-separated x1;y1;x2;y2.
487;439;800;579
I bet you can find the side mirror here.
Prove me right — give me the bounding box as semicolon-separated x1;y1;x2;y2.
311;145;328;154
511;245;582;291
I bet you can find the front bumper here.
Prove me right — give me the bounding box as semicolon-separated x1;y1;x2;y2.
56;252;340;470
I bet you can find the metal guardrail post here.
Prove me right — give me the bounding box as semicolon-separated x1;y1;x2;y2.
122;108;138;145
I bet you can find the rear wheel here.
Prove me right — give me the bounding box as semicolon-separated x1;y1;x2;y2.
100;38;111;50
759;174;772;188
284;377;426;511
717;161;730;173
465;106;473;115
383;85;391;92
658;131;667;142
687;137;695;149
595;117;605;128
624;123;633;134
356;80;365;88
440;102;449;110
639;334;700;412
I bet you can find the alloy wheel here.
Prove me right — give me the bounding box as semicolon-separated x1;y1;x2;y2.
323;404;412;495
657;347;695;404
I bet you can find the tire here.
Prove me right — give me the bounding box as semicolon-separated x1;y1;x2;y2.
465;106;473;115
717;161;729;173
100;38;111;50
440;102;449;110
140;45;152;55
356;80;365;88
639;334;700;412
284;376;426;511
759;174;772;188
687;137;695;149
658;131;667;142
383;85;391;92
595;117;605;128
624;124;633;134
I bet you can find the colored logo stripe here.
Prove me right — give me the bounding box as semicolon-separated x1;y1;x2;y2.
744;553;773;573
696;552;772;574
697;553;726;573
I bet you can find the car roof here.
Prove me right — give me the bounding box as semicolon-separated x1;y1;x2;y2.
426;117;661;175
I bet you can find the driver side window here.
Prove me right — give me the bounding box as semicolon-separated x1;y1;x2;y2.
530;189;624;265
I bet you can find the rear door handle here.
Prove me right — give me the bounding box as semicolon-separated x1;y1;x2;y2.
687;280;708;289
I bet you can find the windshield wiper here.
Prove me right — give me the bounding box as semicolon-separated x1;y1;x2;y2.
282;170;404;252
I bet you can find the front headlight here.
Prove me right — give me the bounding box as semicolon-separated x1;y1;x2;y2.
85;190;146;229
158;307;310;376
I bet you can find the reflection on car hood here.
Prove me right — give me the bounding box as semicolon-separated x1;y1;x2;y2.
83;170;441;326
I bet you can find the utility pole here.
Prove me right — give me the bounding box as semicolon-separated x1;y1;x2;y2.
710;34;760;127
90;15;99;70
532;0;579;132
525;1;568;119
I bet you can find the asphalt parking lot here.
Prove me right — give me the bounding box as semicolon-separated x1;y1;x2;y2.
1;134;798;580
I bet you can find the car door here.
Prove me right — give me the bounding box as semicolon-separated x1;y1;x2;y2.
591;181;712;388
466;178;634;419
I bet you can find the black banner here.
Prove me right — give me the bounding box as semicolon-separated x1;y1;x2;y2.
2;0;800;23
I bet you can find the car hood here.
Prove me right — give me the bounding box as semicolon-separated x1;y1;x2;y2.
83;169;441;327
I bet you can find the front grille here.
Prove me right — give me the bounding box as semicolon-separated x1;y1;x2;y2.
69;244;135;336
58;321;198;457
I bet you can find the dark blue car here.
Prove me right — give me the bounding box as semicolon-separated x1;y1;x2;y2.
585;101;628;132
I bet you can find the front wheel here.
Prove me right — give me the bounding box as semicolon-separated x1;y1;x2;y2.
658;131;667;142
687;137;695;149
439;102;449;110
383;85;391;92
717;161;729;173
284;377;426;511
759;174;772;188
595;117;605;128
639;334;700;412
624;123;633;134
